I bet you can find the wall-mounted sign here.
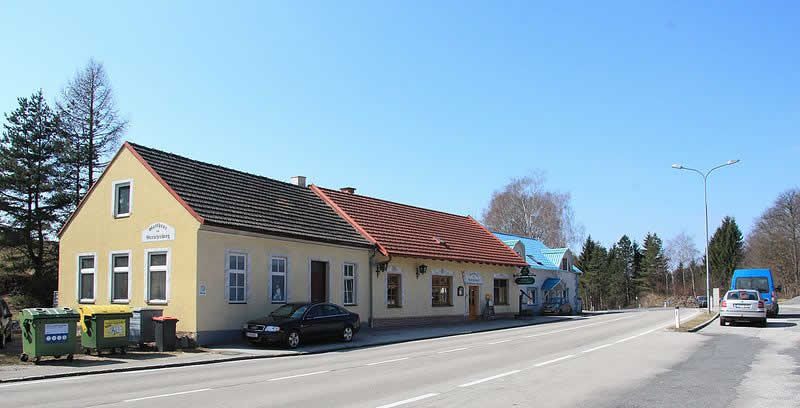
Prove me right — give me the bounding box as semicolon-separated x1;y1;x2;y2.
199;283;207;296
515;276;535;285
464;272;483;285
142;222;175;242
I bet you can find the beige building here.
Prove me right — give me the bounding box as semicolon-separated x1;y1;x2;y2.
58;143;373;344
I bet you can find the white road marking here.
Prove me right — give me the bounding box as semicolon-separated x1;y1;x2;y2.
123;388;211;402
458;370;521;387
267;370;330;381
0;377;79;388
366;357;409;366
534;354;575;367
523;315;634;338
488;339;512;344
437;347;468;354
375;393;439;408
615;328;658;344
581;343;613;353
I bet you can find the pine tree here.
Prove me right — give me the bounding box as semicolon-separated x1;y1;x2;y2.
0;91;71;303
641;233;669;293
708;216;744;289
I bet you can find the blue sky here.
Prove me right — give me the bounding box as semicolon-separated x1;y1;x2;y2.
2;1;798;251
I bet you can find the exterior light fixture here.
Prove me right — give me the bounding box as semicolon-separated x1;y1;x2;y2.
376;262;388;277
416;264;428;278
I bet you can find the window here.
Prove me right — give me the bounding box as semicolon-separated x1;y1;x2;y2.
343;263;356;305
78;255;95;302
494;279;509;305
111;253;130;302
227;252;247;303
735;277;770;293
113;180;132;217
561;257;569;271
147;251;169;303
431;275;452;306
270;257;287;303
387;274;401;307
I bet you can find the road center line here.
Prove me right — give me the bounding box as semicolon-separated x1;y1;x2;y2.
534;354;575;367
523;315;634;338
267;370;330;381
123;388;211;402
375;393;439;408
581;343;613;353
615;328;658;344
458;370;521;387
437;347;468;354
366;357;409;366
488;339;512;344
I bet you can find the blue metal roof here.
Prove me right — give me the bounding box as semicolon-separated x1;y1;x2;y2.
541;278;562;291
493;232;581;274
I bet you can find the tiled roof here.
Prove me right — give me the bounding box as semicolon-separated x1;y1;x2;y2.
126;143;372;248
312;187;527;267
493;231;582;274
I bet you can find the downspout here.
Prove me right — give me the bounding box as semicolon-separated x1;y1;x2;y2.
368;247;391;328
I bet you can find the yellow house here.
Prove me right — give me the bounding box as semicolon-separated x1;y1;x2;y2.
311;186;529;326
58;143;373;345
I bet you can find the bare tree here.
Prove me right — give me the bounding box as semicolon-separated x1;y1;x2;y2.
57;58;128;206
666;231;700;296
482;172;584;248
745;188;800;296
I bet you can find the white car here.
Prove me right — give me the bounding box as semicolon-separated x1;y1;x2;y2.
720;289;767;327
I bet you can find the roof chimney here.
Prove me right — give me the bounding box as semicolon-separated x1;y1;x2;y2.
290;176;306;188
340;187;356;194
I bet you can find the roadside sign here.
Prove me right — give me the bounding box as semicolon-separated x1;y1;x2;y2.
515;277;535;285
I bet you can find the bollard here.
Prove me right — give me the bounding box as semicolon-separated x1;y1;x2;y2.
674;306;680;329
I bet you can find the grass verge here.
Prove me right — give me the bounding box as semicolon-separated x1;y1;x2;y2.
669;311;717;332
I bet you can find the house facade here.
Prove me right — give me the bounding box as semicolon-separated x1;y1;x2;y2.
58;143;373;345
312;187;529;327
493;232;583;314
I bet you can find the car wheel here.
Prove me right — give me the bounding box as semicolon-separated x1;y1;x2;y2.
286;330;301;349
342;326;354;342
761;319;768;328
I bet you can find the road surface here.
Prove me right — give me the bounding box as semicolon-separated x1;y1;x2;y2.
3;307;797;407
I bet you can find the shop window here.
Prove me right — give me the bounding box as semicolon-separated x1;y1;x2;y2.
147;250;169;303
271;256;287;303
387;274;401;307
78;254;95;303
494;279;509;305
227;252;247;303
343;263;356;305
111;253;130;302
113;180;132;218
431;275;452;306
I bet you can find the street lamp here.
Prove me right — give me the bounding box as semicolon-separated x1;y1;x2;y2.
672;159;740;313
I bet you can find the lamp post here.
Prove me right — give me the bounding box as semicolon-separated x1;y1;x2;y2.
672;160;740;313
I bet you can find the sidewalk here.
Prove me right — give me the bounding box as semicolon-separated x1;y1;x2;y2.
0;314;577;383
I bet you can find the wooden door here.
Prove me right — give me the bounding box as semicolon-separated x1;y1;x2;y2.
310;261;327;303
469;286;479;320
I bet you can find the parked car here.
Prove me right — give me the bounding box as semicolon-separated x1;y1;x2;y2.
242;302;360;348
0;298;12;349
720;289;767;327
730;269;780;317
696;296;708;308
542;297;572;315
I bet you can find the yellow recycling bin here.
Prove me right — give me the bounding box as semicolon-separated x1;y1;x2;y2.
79;305;132;355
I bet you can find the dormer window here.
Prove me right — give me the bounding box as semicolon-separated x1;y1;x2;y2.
561;257;569;271
113;180;133;218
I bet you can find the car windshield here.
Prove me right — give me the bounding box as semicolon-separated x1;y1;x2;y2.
270;304;309;319
735;277;769;293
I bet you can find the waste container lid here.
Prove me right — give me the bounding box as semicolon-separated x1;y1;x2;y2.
152;316;179;322
20;307;80;319
78;305;133;316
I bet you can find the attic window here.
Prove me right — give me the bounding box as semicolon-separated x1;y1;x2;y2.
433;237;447;245
112;180;133;218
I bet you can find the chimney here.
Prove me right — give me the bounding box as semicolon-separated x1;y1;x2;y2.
290;176;306;188
340;187;356;194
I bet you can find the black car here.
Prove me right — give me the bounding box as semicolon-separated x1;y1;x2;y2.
242;302;360;348
696;296;708;308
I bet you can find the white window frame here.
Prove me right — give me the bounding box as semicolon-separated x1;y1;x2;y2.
109;250;132;304
77;252;97;304
226;250;248;304
145;248;170;305
111;179;133;218
343;263;357;305
386;272;402;308
270;256;288;304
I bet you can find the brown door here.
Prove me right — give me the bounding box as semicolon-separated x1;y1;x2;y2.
469;286;479;320
310;261;327;303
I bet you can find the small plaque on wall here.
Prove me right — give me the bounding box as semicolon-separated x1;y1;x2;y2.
142;222;175;242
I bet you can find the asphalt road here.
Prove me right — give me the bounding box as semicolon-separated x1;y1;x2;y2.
3;307;795;408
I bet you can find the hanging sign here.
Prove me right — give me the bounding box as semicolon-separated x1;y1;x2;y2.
142;222;175;242
464;272;483;285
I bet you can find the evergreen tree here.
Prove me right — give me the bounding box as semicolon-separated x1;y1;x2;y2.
708;216;744;289
642;233;669;293
616;235;635;304
0;91;70;303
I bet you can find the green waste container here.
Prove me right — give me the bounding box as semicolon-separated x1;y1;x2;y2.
19;307;79;363
79;305;132;355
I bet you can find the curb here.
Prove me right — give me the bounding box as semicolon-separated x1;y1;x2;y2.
0;316;572;384
688;313;719;333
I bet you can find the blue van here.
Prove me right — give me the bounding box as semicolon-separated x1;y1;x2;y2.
730;269;780;317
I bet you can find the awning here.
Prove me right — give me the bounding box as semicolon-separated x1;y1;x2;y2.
541;278;562;292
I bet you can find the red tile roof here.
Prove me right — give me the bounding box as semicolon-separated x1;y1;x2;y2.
311;186;527;267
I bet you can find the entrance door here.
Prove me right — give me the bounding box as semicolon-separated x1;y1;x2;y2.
310;261;327;303
468;285;479;320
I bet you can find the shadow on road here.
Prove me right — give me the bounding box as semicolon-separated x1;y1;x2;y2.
777;313;800;319
767;322;797;328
